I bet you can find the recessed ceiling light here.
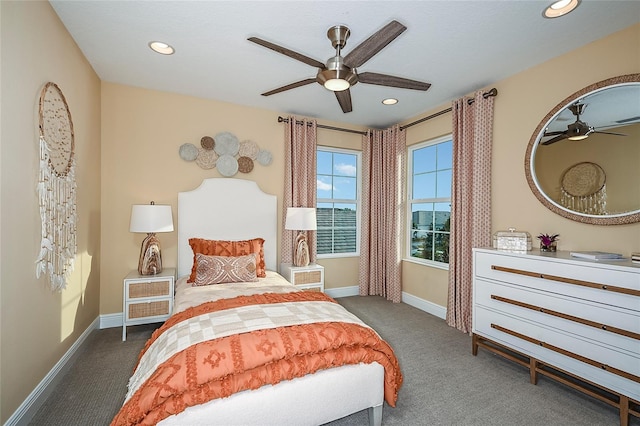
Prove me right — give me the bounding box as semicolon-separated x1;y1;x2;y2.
148;41;175;55
382;98;398;105
543;0;580;18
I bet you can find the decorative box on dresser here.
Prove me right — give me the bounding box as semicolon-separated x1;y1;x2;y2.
280;263;324;292
472;248;640;425
122;268;175;341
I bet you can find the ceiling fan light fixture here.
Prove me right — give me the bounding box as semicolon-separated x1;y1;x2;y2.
382;98;398;105
148;41;175;55
324;78;350;91
568;134;588;141
543;0;580;18
317;56;357;91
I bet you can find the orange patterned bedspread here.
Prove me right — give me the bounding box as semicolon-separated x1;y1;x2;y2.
111;292;402;426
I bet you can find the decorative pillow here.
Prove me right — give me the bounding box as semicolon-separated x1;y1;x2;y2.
194;253;258;286
188;237;265;282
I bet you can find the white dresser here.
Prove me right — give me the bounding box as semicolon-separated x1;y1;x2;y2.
472;248;640;425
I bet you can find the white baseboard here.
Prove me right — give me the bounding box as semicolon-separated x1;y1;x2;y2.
401;291;447;319
325;285;359;299
327;285;447;320
5;317;100;426
100;312;122;329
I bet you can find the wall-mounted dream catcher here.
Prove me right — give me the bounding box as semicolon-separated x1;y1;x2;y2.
36;82;77;291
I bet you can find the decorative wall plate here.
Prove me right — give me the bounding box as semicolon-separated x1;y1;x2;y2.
214;132;240;156
179;143;199;161
217;154;239;176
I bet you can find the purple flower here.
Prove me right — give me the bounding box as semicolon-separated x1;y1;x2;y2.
537;233;559;246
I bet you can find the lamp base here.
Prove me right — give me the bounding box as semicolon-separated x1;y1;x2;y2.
293;231;310;267
138;233;163;275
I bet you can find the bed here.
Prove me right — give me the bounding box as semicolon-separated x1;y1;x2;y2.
112;178;402;426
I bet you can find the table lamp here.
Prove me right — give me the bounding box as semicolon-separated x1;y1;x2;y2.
129;202;174;275
285;207;317;267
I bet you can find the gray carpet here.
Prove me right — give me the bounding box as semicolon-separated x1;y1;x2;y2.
29;296;636;425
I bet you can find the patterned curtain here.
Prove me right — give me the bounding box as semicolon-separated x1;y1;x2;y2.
358;125;406;303
282;116;317;264
446;91;495;333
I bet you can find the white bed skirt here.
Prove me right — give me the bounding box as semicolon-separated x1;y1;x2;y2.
159;362;385;426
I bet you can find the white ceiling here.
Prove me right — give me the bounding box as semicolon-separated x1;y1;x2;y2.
49;1;640;129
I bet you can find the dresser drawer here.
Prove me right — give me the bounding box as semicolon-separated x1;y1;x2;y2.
474;251;640;311
474;278;640;353
474;306;640;400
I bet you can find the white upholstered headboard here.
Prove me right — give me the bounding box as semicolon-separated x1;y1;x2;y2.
177;178;278;278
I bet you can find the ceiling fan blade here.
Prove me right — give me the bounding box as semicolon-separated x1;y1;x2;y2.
358;72;431;91
343;20;406;68
261;78;317;96
335;89;352;113
541;134;568;145
543;131;566;137
248;37;326;69
593;130;627;137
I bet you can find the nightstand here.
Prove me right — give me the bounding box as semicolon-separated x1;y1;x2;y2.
280;263;324;292
122;268;175;341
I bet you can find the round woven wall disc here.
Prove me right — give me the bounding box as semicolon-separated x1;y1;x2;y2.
201;136;215;150
195;148;219;169
214;132;240;156
217;154;239;177
239;140;260;159
179;143;199;161
238;156;254;173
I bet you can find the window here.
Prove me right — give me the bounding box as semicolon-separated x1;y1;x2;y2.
408;135;452;266
316;147;361;257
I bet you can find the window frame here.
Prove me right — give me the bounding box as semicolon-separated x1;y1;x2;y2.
406;134;452;270
316;146;362;259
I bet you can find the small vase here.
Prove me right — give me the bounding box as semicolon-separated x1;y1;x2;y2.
540;242;557;252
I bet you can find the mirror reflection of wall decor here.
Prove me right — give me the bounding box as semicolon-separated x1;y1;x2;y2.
178;132;272;177
525;74;640;225
560;162;607;215
36;82;77;291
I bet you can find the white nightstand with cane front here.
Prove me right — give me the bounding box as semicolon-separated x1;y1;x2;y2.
280;263;324;292
122;268;175;341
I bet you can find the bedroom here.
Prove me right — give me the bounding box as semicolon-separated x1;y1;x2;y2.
1;1;639;424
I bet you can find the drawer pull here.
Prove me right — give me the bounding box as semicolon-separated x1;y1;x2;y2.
491;323;640;383
490;265;640;297
491;294;640;341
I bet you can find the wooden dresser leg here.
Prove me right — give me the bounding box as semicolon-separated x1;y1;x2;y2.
530;358;539;385
472;334;479;356
619;395;629;426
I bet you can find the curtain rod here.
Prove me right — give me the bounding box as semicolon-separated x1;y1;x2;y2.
400;88;498;130
277;116;367;135
277;87;497;135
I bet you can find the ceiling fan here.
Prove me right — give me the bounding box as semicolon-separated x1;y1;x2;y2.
248;20;431;113
542;102;626;145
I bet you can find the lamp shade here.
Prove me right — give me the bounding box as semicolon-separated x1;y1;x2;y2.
130;204;174;233
285;207;317;231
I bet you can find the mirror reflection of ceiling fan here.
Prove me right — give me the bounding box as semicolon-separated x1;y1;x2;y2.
248;20;431;113
541;102;627;145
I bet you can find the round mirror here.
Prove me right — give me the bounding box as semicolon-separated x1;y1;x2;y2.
525;74;640;225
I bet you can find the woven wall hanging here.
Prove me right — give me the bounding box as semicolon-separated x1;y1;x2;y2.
36;82;77;291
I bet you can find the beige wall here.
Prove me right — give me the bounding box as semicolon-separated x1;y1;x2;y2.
399;23;640;308
0;1;101;422
100;83;365;314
